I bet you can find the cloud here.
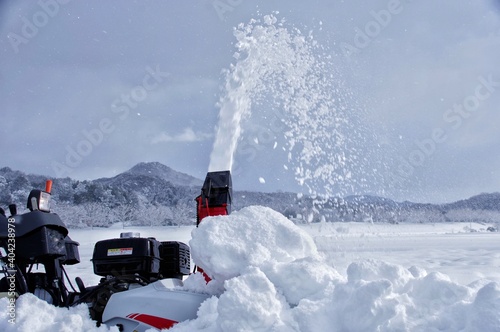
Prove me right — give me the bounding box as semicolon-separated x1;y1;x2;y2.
151;127;212;144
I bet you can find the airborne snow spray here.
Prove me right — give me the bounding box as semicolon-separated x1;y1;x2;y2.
208;14;383;201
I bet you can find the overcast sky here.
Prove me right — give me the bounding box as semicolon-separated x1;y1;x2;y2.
1;0;500;203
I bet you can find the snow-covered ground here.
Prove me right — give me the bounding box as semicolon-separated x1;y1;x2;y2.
2;206;500;331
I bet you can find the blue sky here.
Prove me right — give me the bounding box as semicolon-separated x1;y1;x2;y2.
1;0;500;203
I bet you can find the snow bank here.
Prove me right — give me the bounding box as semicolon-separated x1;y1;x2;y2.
0;294;116;332
2;206;500;331
175;206;500;332
190;206;320;281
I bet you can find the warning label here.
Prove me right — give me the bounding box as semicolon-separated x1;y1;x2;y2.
107;248;133;256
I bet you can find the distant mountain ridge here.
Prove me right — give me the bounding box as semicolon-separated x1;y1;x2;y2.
1;163;500;227
444;192;500;211
109;162;203;187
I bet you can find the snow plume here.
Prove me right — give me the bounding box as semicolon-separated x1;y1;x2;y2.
209;14;377;198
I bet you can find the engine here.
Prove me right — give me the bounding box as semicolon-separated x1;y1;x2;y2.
81;233;191;324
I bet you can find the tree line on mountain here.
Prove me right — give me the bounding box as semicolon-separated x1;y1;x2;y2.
1;164;500;228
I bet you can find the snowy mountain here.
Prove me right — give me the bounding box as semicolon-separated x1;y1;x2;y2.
444;192;500;211
0;163;200;227
101;162;203;188
1;163;500;227
94;162;201;206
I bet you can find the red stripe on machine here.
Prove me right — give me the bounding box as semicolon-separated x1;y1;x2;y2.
127;313;178;329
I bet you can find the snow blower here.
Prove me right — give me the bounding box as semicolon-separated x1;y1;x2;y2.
0;171;232;331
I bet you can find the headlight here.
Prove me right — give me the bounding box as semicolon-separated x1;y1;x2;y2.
27;189;51;212
38;191;51;212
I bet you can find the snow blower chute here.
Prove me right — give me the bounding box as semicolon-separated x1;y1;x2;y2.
195;170;232;225
194;171;232;281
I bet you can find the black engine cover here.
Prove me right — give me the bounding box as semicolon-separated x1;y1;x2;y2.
92;237;162;278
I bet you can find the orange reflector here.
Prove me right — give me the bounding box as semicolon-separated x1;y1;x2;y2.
45;179;53;193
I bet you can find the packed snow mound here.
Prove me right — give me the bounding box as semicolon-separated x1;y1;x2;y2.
176;206;500;332
190;206;320;282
